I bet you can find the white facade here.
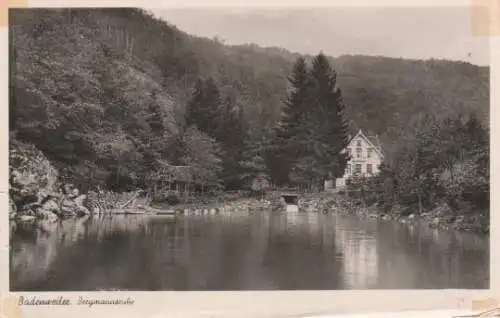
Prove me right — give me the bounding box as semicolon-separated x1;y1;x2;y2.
333;130;383;189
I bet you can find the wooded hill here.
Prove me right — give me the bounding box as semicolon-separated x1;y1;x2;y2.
9;8;489;193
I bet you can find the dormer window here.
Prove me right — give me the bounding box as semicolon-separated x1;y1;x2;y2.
356;140;361;147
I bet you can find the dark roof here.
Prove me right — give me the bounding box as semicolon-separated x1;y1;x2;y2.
366;134;382;152
348;129;384;157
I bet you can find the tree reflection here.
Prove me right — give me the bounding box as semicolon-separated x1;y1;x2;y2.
10;211;489;291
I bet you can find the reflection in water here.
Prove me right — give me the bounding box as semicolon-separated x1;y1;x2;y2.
10;210;489;291
333;216;379;289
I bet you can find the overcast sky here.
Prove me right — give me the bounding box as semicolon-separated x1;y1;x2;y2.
152;7;489;66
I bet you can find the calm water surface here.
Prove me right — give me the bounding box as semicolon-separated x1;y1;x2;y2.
10;209;489;290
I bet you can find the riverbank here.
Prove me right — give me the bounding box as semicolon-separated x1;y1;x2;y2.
10;177;273;224
296;192;489;235
150;190;273;215
11;188;272;222
9;138;274;223
152;196;272;215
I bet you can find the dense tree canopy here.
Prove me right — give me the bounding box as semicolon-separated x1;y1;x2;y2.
272;53;350;189
9;8;489;202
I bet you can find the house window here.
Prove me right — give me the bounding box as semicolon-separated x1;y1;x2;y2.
367;164;373;174
346;164;351;174
355;164;362;174
367;148;373;158
356;147;362;158
356;140;361;147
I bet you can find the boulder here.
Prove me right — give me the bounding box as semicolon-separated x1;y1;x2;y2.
60;199;78;216
73;194;90;216
10;141;60;220
75;205;91;217
18;203;38;217
69;188;80;199
382;214;392;221
36;208;58;221
41;199;60;213
16;215;36;222
430;217;441;228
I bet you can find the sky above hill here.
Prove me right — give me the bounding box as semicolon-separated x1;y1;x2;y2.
152;7;489;66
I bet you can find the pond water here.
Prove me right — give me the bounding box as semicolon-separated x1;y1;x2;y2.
10;209;489;290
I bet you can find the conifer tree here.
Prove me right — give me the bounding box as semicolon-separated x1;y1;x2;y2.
273;57;311;185
239;134;268;188
217;101;246;189
306;52;350;185
279;57;310;146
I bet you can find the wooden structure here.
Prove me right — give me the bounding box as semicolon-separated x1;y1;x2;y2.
146;160;194;196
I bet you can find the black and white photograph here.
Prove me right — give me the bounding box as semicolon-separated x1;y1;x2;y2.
8;6;490;291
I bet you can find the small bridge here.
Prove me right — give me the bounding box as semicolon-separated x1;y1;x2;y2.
281;193;299;205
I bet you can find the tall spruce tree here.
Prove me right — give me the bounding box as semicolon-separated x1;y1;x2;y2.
217;101;246;189
292;53;348;187
273;57;311;185
300;52;349;188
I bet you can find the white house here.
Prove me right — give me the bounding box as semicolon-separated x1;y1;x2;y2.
325;129;384;190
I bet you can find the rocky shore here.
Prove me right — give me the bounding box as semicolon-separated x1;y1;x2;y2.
10;183;91;222
9;140;151;223
151;196;273;216
294;193;489;234
11;186;273;223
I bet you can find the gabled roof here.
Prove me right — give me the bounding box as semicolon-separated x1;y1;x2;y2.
348;129;384;158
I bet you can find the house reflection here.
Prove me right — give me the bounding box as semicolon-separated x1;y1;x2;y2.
333;216;379;289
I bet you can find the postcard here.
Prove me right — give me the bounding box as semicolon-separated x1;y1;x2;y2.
1;0;497;317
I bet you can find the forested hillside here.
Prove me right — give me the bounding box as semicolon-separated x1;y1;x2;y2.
10;8;489;193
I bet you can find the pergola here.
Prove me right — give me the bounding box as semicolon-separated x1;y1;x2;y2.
146;160;195;194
